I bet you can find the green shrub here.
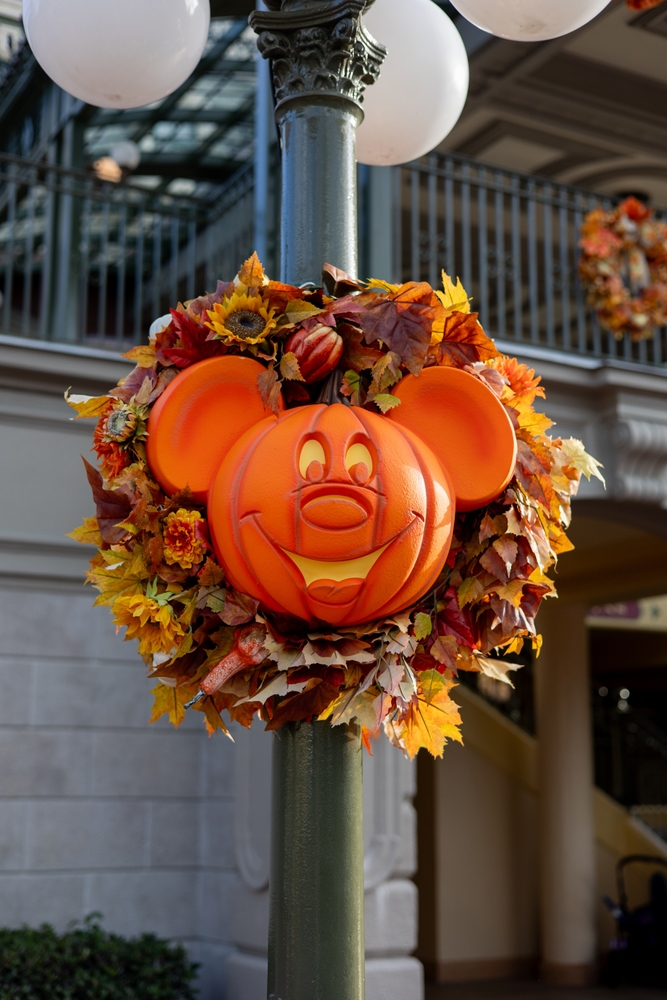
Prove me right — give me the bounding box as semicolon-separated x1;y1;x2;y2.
0;915;198;999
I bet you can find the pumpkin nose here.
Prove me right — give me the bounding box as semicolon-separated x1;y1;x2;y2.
302;495;367;530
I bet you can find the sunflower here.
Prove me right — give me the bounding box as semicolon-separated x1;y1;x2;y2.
206;291;277;345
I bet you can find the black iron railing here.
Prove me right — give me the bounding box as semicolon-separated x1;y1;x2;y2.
0;152;255;347
399;152;667;368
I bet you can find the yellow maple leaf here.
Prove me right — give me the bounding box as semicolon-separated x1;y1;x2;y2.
494;579;525;608
150;682;194;728
436;271;471;315
402;669;463;759
122;344;157;368
87;547;150;607
68;517;102;547
367;277;401;293
64;390;110;419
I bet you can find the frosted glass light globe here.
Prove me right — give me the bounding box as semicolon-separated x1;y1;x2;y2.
23;0;210;109
357;0;469;167
449;0;610;42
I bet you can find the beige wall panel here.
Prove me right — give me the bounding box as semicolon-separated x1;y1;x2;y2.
434;741;539;967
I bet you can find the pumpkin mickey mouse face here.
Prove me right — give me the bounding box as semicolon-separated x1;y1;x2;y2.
147;356;517;627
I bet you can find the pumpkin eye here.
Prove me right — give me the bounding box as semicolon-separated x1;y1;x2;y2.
299;439;326;478
345;443;373;475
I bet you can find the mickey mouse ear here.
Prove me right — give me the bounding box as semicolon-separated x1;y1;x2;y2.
146;356;282;502
389;366;517;511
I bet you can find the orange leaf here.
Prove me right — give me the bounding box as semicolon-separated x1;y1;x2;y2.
430;312;499;367
237;252;265;287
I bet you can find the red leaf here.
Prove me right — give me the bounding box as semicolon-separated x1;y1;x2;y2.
339;322;385;373
220;588;260;626
82;457;132;544
162;310;228;368
434;587;476;648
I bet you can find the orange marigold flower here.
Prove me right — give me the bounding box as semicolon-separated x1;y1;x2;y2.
163;509;207;569
493;356;545;406
113;594;185;658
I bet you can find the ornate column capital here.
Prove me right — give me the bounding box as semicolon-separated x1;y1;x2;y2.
249;0;386;114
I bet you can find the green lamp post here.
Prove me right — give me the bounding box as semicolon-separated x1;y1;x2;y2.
249;4;385;997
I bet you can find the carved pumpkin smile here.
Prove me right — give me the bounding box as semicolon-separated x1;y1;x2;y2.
147;354;518;627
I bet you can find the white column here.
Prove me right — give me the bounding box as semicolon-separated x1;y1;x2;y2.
535;600;597;985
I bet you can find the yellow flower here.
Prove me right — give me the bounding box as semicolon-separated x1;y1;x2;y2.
206;290;277;345
163;509;207;569
113;594;185;657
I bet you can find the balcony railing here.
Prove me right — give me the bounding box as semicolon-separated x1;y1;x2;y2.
1;148;665;369
398;152;667;368
0;152;256;348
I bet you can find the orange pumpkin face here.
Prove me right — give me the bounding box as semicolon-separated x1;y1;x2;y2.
147;356;517;627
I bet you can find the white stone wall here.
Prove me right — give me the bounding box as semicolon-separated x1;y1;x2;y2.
0;585;236;998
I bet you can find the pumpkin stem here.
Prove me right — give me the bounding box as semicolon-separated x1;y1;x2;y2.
316;369;351;407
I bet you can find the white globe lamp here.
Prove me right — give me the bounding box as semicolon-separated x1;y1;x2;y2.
357;0;469;167
449;0;610;42
23;0;210;110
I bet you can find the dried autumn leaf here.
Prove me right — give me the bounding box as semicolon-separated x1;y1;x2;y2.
162;310;228;368
280;351;305;382
196;696;232;737
436;272;471;315
265;679;341;731
373;394;401;414
87;547;150;607
457;576;484;607
256;364;283;415
401;669;463;759
340;369;362;407
150;682;193;728
322;263;365;297
339;323;384;373
83;458;133;544
475;654;523;686
65;390;111;419
198;558;225;587
237;252;266;288
430;634;459;670
68;517;103;547
430;312;500;368
359;282;442;376
413;612;432;641
559;437;605;484
122;344;157;368
220;588;260;626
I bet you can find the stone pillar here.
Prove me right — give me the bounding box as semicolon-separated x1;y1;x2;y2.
535;600;597;985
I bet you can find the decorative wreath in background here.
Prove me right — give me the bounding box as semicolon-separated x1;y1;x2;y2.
67;254;602;758
626;0;666;10
579;196;667;341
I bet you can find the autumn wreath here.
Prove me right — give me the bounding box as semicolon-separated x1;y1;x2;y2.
67;255;601;758
579;195;667;341
626;0;665;10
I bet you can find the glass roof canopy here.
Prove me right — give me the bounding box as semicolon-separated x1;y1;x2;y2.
84;18;257;200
